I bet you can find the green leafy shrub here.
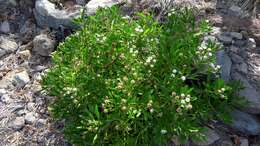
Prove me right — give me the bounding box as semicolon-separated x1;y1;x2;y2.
43;7;241;145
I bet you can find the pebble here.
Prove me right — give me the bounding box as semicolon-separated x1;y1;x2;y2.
25;112;36;124
12;70;30;88
0;20;10;33
0;88;7;97
1;94;12;103
0;36;18;55
9;117;25;130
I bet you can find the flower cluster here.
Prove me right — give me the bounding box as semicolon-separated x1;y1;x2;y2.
147;100;154;113
101;96;114;113
171;68;186;81
172;92;193;114
196;44;213;61
135;25;144;33
96;33;107;43
144;55;156;68
217;87;227;99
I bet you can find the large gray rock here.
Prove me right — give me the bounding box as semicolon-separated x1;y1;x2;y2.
192;128;220;146
230;110;260;135
34;0;81;29
86;0;123;15
217;50;232;81
232;72;260;114
33;34;56;56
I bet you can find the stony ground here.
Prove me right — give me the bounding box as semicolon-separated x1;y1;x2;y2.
0;0;259;146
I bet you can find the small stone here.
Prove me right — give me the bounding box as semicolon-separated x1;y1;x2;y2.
248;38;256;49
217;50;232;81
230;110;260;135
12;70;30;88
18;50;31;60
36;118;47;128
0;88;6;97
27;102;35;111
25;112;36;124
76;0;86;5
193;128;220;146
1;94;12;103
9;117;25;130
240;138;249;146
230;32;243;40
16;109;26;116
0;21;10;33
217;34;232;45
0;36;18;54
33;34;56;56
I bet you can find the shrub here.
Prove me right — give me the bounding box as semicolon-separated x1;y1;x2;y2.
42;7;242;145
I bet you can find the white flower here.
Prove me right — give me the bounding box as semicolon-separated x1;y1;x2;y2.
186;104;192;109
172;69;177;73
181;93;185;98
208;52;212;57
160;129;167;135
122;15;130;19
135;26;144;33
171;74;176;78
180;99;185;104
185;98;190;102
181;76;186;81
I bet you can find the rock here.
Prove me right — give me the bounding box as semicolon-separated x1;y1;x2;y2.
232;72;260;114
229;5;242;16
86;0;123;15
230;32;243;40
0;21;10;34
33;34;56;56
220;140;233;146
234;40;247;47
230;53;244;64
217;34;232;45
230;110;260;135
240;138;249;146
238;63;248;74
217;50;232;81
248;38;256;49
0;88;7;97
9;117;25;130
192;128;220;146
12;70;30;88
27;102;35;111
34;0;81;29
25;112;36;124
1;94;12;103
19;20;37;42
0;36;18;57
36;119;47;128
76;0;86;5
